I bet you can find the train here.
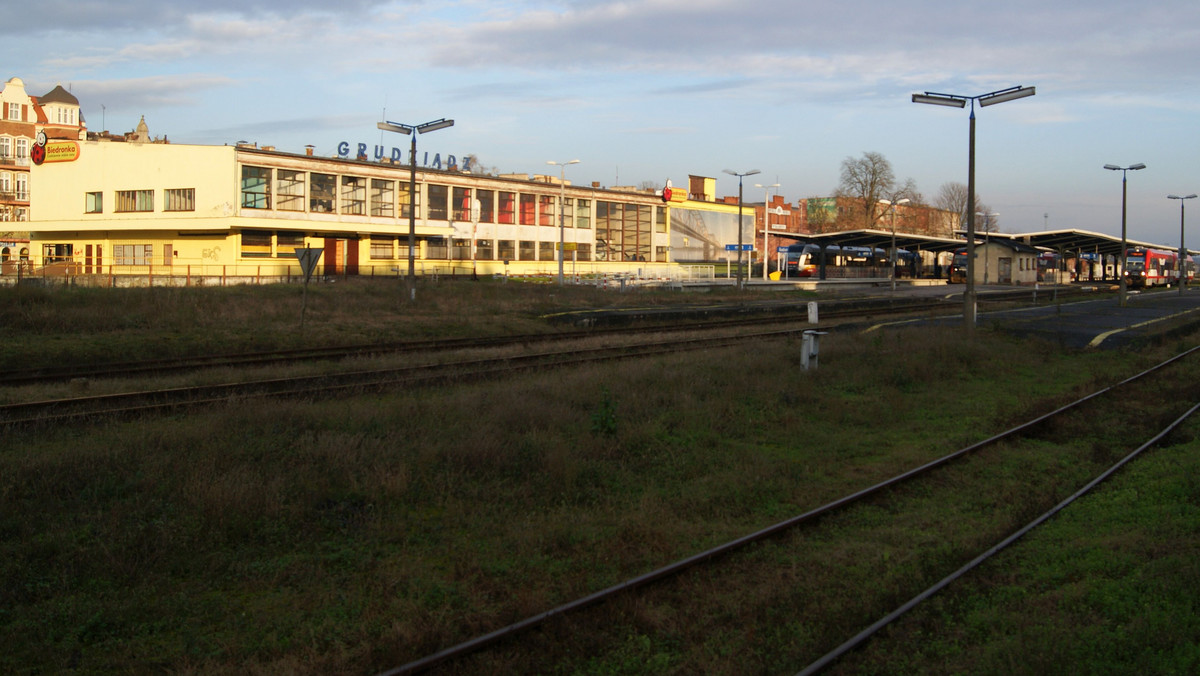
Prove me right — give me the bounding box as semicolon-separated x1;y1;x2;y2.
1124;247;1192;289
783;242;912;278
947;248;968;284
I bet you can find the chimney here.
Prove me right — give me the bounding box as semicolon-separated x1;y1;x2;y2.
305;145;315;157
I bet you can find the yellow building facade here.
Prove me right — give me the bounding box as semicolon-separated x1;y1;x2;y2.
29;141;680;284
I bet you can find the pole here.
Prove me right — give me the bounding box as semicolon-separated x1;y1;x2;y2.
965;103;977;328
558;168;566;284
737;178;745;289
1120;171;1128;307
408;132;417;299
890;205;897;293
1180;199;1186;294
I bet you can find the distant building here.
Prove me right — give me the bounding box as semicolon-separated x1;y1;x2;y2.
0;77;86;229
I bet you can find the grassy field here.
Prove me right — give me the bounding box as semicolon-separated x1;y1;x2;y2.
0;279;1196;674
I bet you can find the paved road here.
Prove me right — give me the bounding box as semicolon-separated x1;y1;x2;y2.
887;287;1200;349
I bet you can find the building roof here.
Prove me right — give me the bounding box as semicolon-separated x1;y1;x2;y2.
39;84;78;106
774;227;1197;258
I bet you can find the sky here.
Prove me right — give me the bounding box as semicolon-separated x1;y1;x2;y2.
6;0;1200;247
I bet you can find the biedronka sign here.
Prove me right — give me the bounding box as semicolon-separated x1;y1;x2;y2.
31;129;80;165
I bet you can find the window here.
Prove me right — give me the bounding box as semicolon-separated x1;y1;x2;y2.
0;138;9;158
370;236;395;259
42;243;73;263
370;179;394;217
116;190;154;212
15;174;26;201
519;240;535;260
277;232;305;258
240;166;271;209
656;206;667;233
577;243;592;262
477;190;495;223
398;181;418;218
277;170;305;211
427;184;448;220
341;176;366;215
498;192;515;224
519;194;536;225
0;173;9;194
453;187;472;221
112;244;153;265
240;230;272;258
165;188;195;211
451;239;471;260
310;173;335;212
7;103;18;121
538;195;554;226
476;239;494;260
85;192;102;213
163;244;173;266
15;138;27;159
497;240;514;261
539;240;555;261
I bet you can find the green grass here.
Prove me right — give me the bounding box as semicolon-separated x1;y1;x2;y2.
0;280;1193;674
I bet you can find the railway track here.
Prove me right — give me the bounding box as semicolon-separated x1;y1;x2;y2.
0;286;1095;390
377;342;1199;674
0;326;812;427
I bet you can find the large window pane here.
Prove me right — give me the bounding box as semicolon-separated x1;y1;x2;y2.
371;179;395;217
310;173;335;212
240;166;271;209
427;184;448;220
277;170;305;211
341;176;366;215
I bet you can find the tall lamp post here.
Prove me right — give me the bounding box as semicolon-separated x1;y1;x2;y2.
377;118;455;296
547;159;580;285
756;182;780;280
723;168;760;288
878;198;910;292
1168;193;1197;294
1103;163;1146;307
913;85;1035;329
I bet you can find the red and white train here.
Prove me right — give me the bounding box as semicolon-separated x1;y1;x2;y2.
1123;247;1194;288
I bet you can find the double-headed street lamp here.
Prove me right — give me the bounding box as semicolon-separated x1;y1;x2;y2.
547;160;580;285
756;182;780;280
723;168;760;288
1168;193;1197;294
878;198;910;292
1103;163;1146;306
913;85;1035;329
377;118;455;295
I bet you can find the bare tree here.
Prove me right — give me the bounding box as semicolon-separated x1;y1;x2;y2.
836;152;922;229
935;181;996;233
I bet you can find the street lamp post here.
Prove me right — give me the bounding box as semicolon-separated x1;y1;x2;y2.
547;159;580;285
756;182;780;280
1103;163;1146;307
913;85;1035;330
723;169;760;288
1168;193;1197;294
377;118;455;298
879;198;910;292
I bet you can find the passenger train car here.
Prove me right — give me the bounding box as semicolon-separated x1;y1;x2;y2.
1124;247;1180;288
783;243;901;278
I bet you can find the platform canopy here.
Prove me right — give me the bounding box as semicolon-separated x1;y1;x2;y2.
771;228;1196;257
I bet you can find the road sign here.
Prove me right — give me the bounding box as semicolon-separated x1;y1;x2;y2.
295;247;323;282
724;244;753;251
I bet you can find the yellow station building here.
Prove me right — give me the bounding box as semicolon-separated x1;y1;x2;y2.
29;140;701;284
